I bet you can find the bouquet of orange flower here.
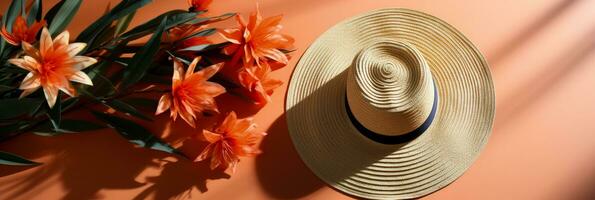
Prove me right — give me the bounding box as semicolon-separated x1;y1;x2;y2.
0;0;293;174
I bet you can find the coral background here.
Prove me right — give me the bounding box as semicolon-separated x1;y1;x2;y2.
1;0;595;199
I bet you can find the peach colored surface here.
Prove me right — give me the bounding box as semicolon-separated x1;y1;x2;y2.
1;0;595;199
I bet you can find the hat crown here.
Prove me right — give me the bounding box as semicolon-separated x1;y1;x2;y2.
346;40;435;137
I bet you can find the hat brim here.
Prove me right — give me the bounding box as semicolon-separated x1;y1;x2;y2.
286;8;495;199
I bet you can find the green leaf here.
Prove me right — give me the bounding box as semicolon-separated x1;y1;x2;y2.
60;97;79;112
177;44;209;52
76;0;150;48
0;38;5;62
29;98;46;118
165;50;191;64
33;119;105;136
114;11;136;37
117;10;201;44
3;0;24;32
176;42;229;52
27;0;42;25
0;85;15;93
91;111;178;155
177;28;216;42
0;121;31;140
0;98;44;119
121;16;167;88
47;95;61;130
187;12;235;26
103;99;152;121
89;73;117;97
0;151;40;166
0;0;23;57
47;0;82;36
43;0;65;25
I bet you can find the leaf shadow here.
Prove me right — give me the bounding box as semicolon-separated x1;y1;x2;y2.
132;159;230;200
0;128;163;200
129;92;263;199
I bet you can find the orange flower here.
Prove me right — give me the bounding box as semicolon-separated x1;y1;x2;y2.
8;28;96;108
155;57;225;127
238;62;283;105
164;24;211;50
0;16;46;46
219;3;294;69
196;111;266;172
188;0;213;11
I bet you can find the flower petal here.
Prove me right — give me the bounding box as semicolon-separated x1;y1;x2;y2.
202;130;222;143
218;111;237;133
67;43;86;57
186;56;201;77
218;29;242;44
69;71;93;86
210;144;223;170
155;94;172;115
196;62;222;82
231;118;255;136
19;87;39;98
26;20;46;43
260;48;288;64
255;15;283;36
199;81;226;96
58;84;76;97
179;109;196;128
222;44;239;55
39;28;53;57
196;143;214;162
71;56;97;70
0;27;19;45
43;86;59;108
19;72;40;89
8;58;30;71
53;30;69;47
247;3;262;31
251;83;271;105
172;59;185;81
21;42;40;59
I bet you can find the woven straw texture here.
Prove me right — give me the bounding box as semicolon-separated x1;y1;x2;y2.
286;8;495;199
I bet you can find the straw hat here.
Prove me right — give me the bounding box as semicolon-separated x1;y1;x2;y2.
286;8;495;199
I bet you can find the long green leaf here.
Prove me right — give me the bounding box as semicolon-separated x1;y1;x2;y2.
0;0;24;57
0;151;40;166
103;99;152;121
47;0;82;36
114;11;136;37
43;0;64;24
47;95;61;130
121;16;168;88
27;0;42;25
188;12;235;25
177;28;216;42
3;0;24;32
33;119;105;136
92;111;179;155
117;10;200;44
0;121;31;141
60;97;79;112
76;0;150;47
0;85;15;93
0;98;44;119
177;42;229;52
